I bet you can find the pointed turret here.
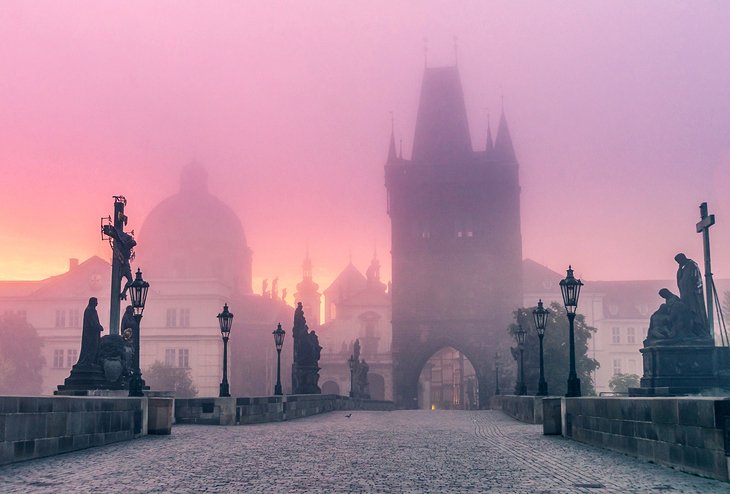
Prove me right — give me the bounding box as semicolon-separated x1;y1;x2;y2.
387;128;398;163
411;66;472;164
294;249;321;326
493;110;517;162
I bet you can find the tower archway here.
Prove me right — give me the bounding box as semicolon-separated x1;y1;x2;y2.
417;347;477;410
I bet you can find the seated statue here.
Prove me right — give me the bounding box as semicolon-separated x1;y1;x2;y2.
645;288;711;345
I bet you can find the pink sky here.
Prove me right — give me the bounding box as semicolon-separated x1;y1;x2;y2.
1;1;730;294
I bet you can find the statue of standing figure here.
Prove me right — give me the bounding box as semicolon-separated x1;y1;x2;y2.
348;339;371;399
291;302;322;394
76;297;104;367
675;253;708;332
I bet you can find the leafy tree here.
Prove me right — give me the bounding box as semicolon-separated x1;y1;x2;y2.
508;302;600;396
608;373;640;393
0;313;45;395
143;361;197;397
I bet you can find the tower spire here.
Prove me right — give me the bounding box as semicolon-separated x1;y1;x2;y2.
494;105;517;162
387;112;398;163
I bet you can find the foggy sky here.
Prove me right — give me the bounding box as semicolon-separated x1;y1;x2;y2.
2;1;730;295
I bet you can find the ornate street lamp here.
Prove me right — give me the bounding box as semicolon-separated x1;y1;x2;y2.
272;323;285;396
532;299;550;396
128;268;149;397
560;266;584;397
348;353;356;398
217;304;234;397
494;351;501;396
515;325;527;396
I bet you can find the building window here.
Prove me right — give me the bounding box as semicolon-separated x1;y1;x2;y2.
455;219;474;238
69;309;81;328
178;349;190;368
627;327;635;344
67;349;78;368
53;349;64;368
613;359;622;376
415;219;431;239
166;308;177;328
165;348;176;366
611;327;620;344
628;359;637;374
179;308;190;328
55;310;66;328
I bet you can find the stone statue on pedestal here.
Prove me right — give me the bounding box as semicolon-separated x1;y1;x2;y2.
57;298;108;392
291;302;321;394
634;252;720;396
348;339;371;399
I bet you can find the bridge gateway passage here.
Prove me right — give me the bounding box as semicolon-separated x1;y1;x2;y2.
1;411;726;493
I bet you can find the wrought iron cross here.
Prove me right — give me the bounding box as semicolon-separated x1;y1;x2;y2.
696;202;715;336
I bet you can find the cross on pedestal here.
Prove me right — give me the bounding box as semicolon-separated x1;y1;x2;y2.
101;196;136;335
696;202;715;337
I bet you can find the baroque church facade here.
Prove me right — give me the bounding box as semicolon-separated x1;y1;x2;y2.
0;165;293;397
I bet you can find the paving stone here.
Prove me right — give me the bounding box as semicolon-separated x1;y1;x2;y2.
0;410;729;493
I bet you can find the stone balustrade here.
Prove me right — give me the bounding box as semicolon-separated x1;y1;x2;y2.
0;396;147;466
175;394;394;425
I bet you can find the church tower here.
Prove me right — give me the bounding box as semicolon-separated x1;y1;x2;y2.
293;251;321;327
385;66;523;408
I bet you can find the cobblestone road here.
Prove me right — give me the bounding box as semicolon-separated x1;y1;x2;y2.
1;410;729;493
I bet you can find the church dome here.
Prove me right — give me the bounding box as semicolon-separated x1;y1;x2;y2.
137;163;253;294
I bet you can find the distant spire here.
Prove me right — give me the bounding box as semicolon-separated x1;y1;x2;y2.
486;112;494;152
387;112;397;163
399;137;403;159
493;106;517;162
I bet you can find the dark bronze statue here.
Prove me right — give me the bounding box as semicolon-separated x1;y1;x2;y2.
348;339;371;399
644;254;713;345
675;253;708;332
102;224;137;300
291;302;322;393
77;297;104;366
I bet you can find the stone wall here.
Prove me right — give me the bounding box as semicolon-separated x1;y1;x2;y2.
175;394;395;425
562;397;730;481
0;396;147;466
490;395;545;424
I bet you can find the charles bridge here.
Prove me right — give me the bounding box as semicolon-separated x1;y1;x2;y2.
1;408;728;493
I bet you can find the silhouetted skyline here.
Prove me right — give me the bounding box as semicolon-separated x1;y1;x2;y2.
2;2;730;293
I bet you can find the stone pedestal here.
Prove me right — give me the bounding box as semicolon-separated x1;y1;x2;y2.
630;344;730;396
292;364;321;394
56;364;112;394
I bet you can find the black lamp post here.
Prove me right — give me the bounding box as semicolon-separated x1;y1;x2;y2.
515;325;527;396
217;304;234;397
560;266;584;397
272;323;285;396
494;351;501;395
347;353;356;398
128;268;149;397
532;299;550;396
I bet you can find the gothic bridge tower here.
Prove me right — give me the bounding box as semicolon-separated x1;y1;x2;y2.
385;66;523;408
